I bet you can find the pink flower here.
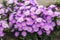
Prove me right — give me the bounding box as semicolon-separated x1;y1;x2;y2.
7;0;14;4
27;27;32;32
33;27;39;32
21;31;27;37
57;20;60;26
46;31;51;35
23;10;30;16
24;1;30;5
37;30;42;35
15;32;19;37
54;12;60;16
35;17;43;22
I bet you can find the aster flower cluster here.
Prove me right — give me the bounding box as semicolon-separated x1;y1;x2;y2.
8;0;60;37
0;3;8;19
0;0;60;37
0;2;9;37
0;20;9;37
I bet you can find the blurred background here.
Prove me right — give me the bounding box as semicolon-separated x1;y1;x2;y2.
0;0;58;6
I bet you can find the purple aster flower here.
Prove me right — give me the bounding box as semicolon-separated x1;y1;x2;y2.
16;23;22;28
0;32;4;37
0;20;9;28
14;25;18;29
0;27;4;32
9;13;15;21
23;10;30;16
31;14;37;19
35;17;43;23
7;0;14;4
27;27;32;32
14;6;19;11
46;30;51;35
15;32;19;37
38;5;45;10
21;31;27;37
54;12;60;16
26;20;34;25
35;8;41;15
43;9;54;16
43;23;54;31
24;1;30;5
57;16;60;18
0;4;3;8
49;5;58;10
50;22;55;27
49;5;56;8
45;16;52;23
33;27;39;32
19;6;25;10
30;7;37;13
22;22;26;26
18;27;22;31
40;22;45;27
0;8;5;15
35;23;41;27
56;20;60;26
29;0;38;5
17;17;24;22
22;26;28;31
37;30;42;35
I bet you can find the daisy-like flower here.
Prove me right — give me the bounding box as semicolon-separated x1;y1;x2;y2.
0;20;9;28
45;9;54;16
31;14;37;19
24;1;30;5
0;27;4;32
15;32;19;37
21;31;27;37
35;17;43;22
33;27;39;32
0;32;4;37
27;27;32;32
49;5;58;10
7;0;14;4
37;30;42;35
54;12;60;16
46;30;51;35
17;17;24;22
56;20;60;26
43;23;54;31
23;10;30;16
30;7;37;13
29;0;37;5
26;20;34;25
22;26;28;31
19;6;25;10
0;4;3;8
35;9;41;15
0;8;5;15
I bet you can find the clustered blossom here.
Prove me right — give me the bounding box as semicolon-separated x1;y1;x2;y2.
0;3;9;19
0;0;60;37
8;0;60;37
0;20;9;37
